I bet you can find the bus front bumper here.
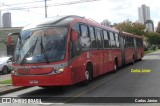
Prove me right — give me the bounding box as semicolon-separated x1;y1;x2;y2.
11;68;72;86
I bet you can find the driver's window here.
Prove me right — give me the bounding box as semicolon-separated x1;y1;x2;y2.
70;23;80;59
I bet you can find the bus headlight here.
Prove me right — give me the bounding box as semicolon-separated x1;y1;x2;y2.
54;68;64;74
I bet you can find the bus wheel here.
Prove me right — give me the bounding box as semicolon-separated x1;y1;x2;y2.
139;54;143;61
131;56;134;65
113;60;118;73
83;65;92;85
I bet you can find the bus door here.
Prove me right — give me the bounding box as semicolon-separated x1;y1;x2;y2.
119;33;125;66
95;29;103;75
134;37;137;60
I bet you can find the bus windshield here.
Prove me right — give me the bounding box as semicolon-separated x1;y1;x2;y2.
14;27;68;64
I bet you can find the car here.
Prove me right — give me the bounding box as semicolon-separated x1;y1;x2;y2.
0;56;13;74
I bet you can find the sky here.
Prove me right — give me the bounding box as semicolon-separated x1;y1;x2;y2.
0;0;160;28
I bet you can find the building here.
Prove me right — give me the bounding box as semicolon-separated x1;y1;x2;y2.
2;12;12;28
145;20;154;31
101;19;111;27
0;10;1;28
138;4;154;31
138;4;150;24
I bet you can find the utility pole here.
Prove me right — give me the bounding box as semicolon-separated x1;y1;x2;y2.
44;0;47;18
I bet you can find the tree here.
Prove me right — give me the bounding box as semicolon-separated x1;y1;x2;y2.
156;21;160;33
145;20;154;31
145;31;160;45
114;20;145;36
132;22;146;36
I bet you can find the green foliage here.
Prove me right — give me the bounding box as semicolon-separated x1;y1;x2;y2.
114;20;145;36
0;79;12;84
144;49;157;54
145;31;160;45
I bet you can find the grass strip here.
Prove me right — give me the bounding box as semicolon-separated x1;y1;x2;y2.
0;79;12;84
144;49;160;54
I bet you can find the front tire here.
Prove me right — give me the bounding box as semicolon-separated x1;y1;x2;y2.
113;61;118;73
131;56;134;65
139;54;143;61
83;65;92;85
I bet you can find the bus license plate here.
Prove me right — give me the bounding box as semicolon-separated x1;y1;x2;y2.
29;80;39;84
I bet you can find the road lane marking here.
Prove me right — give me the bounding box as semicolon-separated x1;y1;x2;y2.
64;74;120;103
38;103;64;105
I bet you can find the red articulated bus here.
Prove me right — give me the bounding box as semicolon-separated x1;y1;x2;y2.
7;15;144;87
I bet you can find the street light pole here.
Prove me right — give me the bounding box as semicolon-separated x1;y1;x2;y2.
44;0;47;18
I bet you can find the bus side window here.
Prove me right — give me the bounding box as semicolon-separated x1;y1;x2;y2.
109;32;116;48
136;38;143;47
127;36;130;47
103;30;109;48
115;33;120;48
95;29;102;49
125;36;128;48
80;24;91;51
89;27;97;48
70;23;80;58
131;37;134;47
136;38;139;47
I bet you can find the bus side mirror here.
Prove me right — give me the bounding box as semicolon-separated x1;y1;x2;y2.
7;33;20;56
7;33;12;45
71;29;78;42
7;33;20;45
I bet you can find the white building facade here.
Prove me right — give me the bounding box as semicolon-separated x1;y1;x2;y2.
0;10;2;28
2;12;12;28
138;4;154;31
101;19;111;27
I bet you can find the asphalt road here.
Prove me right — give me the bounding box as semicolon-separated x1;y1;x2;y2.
1;50;160;106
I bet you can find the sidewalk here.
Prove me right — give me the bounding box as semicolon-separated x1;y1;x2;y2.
0;83;29;96
0;72;32;95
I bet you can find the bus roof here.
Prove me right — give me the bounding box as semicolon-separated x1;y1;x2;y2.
22;15;83;30
22;15;143;38
122;31;143;39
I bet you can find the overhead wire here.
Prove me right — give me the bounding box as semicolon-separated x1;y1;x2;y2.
1;0;102;11
1;0;45;7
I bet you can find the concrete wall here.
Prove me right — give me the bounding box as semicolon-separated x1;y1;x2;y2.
0;51;7;57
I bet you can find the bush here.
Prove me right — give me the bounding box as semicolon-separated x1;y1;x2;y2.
144;45;149;51
150;45;156;50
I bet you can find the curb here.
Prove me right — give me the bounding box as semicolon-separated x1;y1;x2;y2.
0;85;31;95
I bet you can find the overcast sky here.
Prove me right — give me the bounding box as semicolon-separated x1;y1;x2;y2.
0;0;159;28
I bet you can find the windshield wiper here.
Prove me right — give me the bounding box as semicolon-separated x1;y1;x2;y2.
40;36;50;63
20;38;38;64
